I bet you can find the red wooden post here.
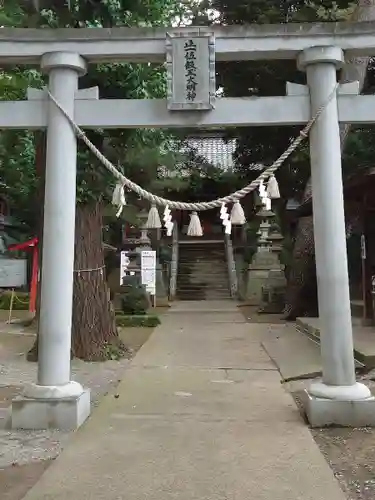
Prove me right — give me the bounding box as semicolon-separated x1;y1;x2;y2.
8;237;39;314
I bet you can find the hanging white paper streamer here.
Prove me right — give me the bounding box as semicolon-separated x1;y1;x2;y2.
163;205;174;236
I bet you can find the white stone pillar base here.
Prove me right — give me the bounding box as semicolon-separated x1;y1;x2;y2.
11;388;90;431
302;389;375;428
23;380;84;399
309;381;372;401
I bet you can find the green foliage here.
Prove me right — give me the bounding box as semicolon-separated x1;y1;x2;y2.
158;244;172;265
0;0;194;235
0;291;30;310
190;0;369;206
120;279;150;315
116;314;161;328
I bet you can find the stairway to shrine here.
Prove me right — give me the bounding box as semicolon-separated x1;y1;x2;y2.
176;240;231;300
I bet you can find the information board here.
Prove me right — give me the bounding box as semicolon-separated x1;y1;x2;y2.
0;258;27;288
141;250;156;295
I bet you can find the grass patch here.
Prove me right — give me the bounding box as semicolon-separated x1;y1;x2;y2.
116;314;161;328
0;291;30;310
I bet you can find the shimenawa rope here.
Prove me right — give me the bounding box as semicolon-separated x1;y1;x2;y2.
46;84;338;212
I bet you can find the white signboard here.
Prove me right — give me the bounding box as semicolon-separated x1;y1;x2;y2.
166;31;215;111
141;250;156;295
120;251;130;285
0;258;27;288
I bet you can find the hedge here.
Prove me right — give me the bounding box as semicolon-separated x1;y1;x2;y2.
116;314;160;328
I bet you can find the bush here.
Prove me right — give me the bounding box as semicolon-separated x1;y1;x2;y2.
0;291;30;310
120;278;150;315
116;314;160;328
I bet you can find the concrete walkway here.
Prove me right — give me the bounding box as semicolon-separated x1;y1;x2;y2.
23;301;345;500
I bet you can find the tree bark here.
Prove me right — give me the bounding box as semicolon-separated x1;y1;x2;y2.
284;0;375;320
29;200;126;362
71;201;124;361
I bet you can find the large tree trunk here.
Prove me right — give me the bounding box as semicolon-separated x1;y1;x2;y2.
29;200;126;362
71;202;124;361
284;0;375;320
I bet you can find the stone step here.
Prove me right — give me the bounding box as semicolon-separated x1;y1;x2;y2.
178;264;227;269
177;287;230;292
176;283;230;289
177;278;229;283
178;269;228;274
178;274;228;280
177;278;229;284
179;249;225;253
176;293;232;300
179;258;226;263
179;259;226;264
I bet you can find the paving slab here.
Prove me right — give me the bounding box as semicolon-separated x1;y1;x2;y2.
297;317;375;368
22;418;345;500
105;366;301;422
262;324;323;380
22;302;346;500
132;319;275;370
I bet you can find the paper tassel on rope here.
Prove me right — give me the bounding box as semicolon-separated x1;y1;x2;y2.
267;175;280;199
230;200;246;225
145;204;162;229
111;182;126;217
259;179;267;199
163;206;174;236
220;203;232;234
220;203;227;220
187;211;203;237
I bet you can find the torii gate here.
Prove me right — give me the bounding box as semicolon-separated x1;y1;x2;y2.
3;22;375;430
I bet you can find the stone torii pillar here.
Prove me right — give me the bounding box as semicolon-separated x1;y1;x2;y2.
298;46;375;427
11;52;91;430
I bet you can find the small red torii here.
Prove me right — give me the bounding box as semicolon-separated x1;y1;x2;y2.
7;237;39;315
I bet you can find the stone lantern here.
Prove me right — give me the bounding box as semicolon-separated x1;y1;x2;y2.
245;207;277;305
136;209;152;251
258;223;287;314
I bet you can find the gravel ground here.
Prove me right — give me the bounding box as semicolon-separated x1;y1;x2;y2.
0;324;147;470
0;340;131;468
